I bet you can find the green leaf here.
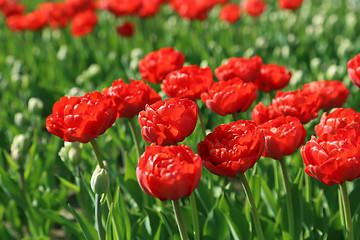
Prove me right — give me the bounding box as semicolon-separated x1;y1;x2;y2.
219;193;250;240
41;209;82;236
203;208;229;240
67;204;97;240
2;150;18;170
56;175;80;192
123;151;143;208
260;178;278;218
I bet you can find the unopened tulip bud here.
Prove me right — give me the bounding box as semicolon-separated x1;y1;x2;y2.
11;134;26;161
14;112;25;127
28;98;44;113
91;165;109;195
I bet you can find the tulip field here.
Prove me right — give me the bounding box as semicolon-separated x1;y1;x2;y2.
2;0;360;239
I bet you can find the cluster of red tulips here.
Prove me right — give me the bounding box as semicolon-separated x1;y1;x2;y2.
45;46;360;239
1;0;304;37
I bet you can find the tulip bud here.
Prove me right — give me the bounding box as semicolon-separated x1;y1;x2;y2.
14;112;25;127
91;165;109;195
58;142;82;165
11;134;27;161
28;98;44;114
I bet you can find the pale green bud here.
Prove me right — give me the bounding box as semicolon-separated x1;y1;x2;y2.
28;98;44;113
91;166;110;195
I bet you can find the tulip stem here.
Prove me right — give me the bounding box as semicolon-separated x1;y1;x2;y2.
128;117;141;160
339;182;354;240
190;193;200;240
232;113;238;121
198;109;207;138
239;173;265;240
279;158;295;239
95;194;105;240
172;200;189;240
90;139;105;169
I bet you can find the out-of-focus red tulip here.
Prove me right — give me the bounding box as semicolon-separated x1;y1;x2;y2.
215;55;263;82
139;47;185;84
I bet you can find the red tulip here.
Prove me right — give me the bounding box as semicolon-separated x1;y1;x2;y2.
259;116;306;160
148;87;162;105
71;10;97;37
347;53;360;88
197;120;264;178
254;63;291;92
252;102;281;125
161;65;214;100
116;21;135;37
215;55;263;82
102;79;159;119
201;78;257;116
219;4;241;23
37;2;70;29
278;0;303;10
271;90;320;124
243;0;266;17
314;108;360;137
136;144;202;201
301;126;360;185
139;47;185;84
136;0;163;18
99;0;142;16
169;0;216;20
302;80;349;111
138;98;198;146
0;1;25;17
46;92;116;143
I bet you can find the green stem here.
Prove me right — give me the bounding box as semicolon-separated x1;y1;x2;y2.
305;173;312;203
279;158;295;239
90;139;105;169
239;173;265;240
339;182;354;240
197;109;207;138
128;117;141;160
190;193;200;240
95;194;105;240
171;200;189;240
232;113;238;122
76;166;92;220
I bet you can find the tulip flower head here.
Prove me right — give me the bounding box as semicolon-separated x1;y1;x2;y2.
102;79;160;119
302;80;349;111
136;144;202;201
254;63;291;92
201;78;257;116
301;126;360;185
198;120;264;178
139;47;185;84
347;53;360;88
138;98;198;146
259;116;306;160
161;65;214;100
219;4;241;23
46;91;117;143
215;55;263;82
243;0;266;17
314;108;360;137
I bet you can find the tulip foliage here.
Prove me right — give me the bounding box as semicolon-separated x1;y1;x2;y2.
2;1;360;240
